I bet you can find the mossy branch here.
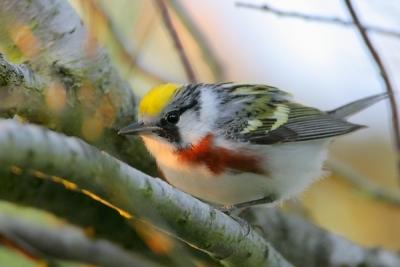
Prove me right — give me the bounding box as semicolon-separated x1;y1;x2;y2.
246;208;400;267
0;54;44;90
2;119;399;267
0;119;293;267
0;201;159;267
0;0;156;175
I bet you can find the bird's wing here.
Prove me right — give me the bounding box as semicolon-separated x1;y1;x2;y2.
218;85;363;144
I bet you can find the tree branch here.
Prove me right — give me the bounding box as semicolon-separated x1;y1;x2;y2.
169;0;224;81
1;119;399;266
0;119;292;267
245;208;400;267
78;0;168;84
343;0;400;183
327;158;400;206
0;54;45;91
0;0;157;175
236;2;400;39
237;0;400;183
0;54;46;115
0;201;159;267
155;0;197;82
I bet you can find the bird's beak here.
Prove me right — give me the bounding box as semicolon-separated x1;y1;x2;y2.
118;122;161;135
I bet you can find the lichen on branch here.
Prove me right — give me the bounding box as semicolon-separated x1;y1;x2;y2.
0;119;293;267
0;0;156;175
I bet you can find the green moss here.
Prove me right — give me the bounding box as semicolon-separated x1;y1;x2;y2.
177;214;189;226
0;56;23;86
176;217;187;225
51;63;82;92
142;179;153;198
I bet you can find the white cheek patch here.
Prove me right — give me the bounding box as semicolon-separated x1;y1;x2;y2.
177;111;207;146
199;89;219;124
176;88;219;146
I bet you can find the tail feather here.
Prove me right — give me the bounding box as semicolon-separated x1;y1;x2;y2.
328;93;388;119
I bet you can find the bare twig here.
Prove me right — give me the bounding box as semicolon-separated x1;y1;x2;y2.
155;0;197;82
343;0;400;182
327;158;400;206
169;0;224;81
80;0;166;84
126;2;160;78
237;0;400;181
236;2;400;39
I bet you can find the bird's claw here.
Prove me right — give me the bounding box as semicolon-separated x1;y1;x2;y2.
219;205;237;215
217;205;251;236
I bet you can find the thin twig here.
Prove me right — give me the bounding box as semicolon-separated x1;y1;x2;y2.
327;158;400;206
343;0;400;182
169;0;224;81
155;0;197;82
236;2;400;39
126;2;159;79
81;0;166;84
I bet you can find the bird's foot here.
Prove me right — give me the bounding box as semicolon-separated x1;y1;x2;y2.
219;204;237;215
217;205;251;236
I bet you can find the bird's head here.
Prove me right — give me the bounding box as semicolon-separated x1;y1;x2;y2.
119;83;210;149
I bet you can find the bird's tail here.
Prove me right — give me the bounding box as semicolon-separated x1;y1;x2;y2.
328;93;388;119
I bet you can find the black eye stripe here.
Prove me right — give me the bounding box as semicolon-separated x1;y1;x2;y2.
179;100;198;114
164;99;198;123
155;99;199;144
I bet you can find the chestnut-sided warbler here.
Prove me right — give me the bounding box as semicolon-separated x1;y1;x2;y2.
119;83;386;210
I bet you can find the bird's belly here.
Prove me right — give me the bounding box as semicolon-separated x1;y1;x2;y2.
144;135;330;206
159;165;273;205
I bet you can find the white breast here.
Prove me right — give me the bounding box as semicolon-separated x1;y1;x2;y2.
142;135;330;206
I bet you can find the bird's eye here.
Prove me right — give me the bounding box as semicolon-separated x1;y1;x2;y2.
166;111;180;124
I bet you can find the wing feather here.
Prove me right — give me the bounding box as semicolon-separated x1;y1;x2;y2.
218;85;364;144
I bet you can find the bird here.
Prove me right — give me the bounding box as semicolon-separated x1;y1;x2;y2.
119;83;387;211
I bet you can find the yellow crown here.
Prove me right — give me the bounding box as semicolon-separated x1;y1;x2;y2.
139;83;181;117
